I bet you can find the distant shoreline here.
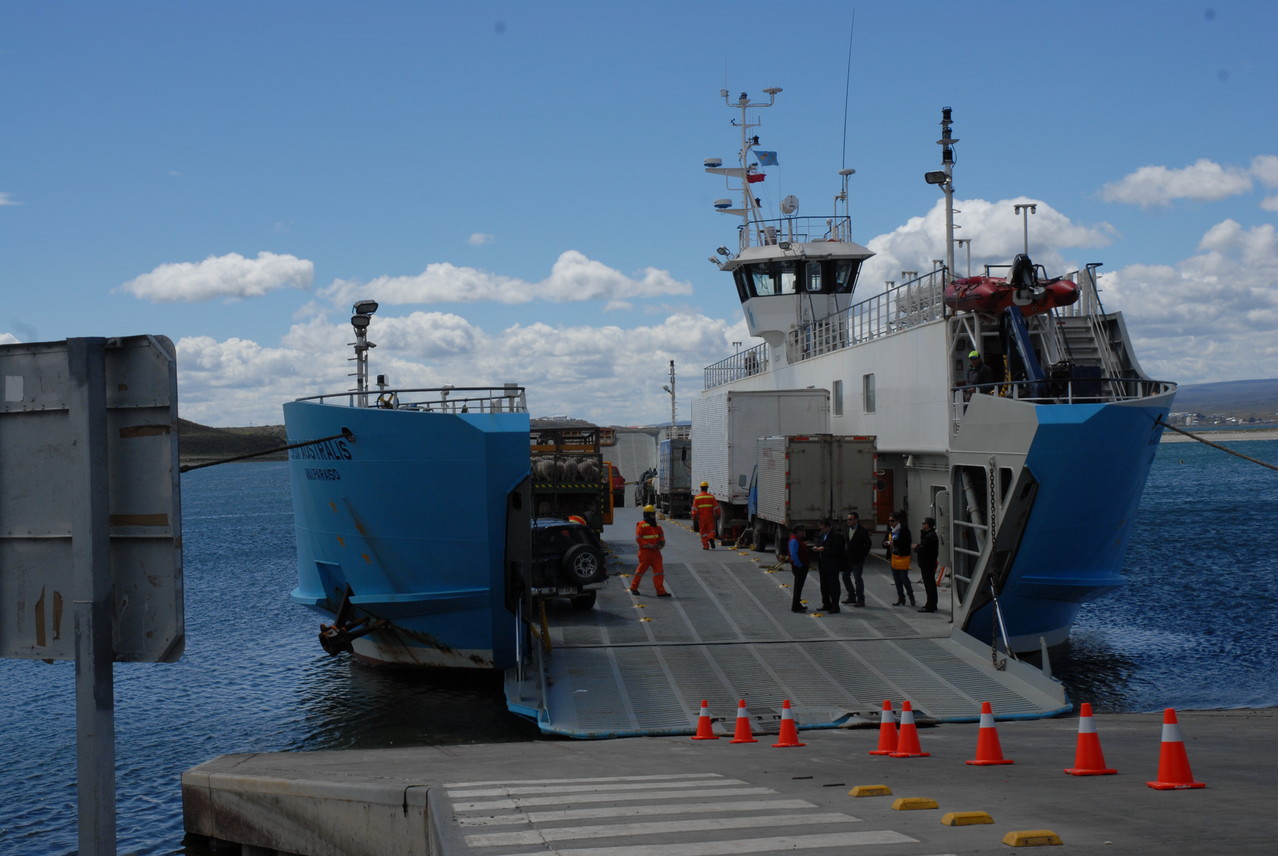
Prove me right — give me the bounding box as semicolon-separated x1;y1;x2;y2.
1161;427;1278;444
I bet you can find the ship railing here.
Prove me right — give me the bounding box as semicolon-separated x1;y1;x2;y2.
951;377;1176;423
785;273;946;365
739;215;855;250
703;343;770;389
297;384;528;413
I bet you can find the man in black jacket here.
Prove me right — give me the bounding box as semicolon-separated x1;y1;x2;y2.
915;516;940;613
814;519;845;613
842;511;872;607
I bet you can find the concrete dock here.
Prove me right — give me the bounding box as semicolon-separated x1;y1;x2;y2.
183;708;1277;854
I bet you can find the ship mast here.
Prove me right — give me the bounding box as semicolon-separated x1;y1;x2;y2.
705;87;782;251
927;107;958;278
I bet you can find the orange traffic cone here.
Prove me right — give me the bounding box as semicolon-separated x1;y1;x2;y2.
691;700;719;740
730;699;758;744
966;701;1014;766
868;699;898;756
1146;708;1205;790
772;699;806;747
1064;703;1116;776
889;701;930;757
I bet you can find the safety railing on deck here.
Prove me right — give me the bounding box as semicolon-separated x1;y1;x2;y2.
951;377;1176;423
703;343;770;389
296;384;528;413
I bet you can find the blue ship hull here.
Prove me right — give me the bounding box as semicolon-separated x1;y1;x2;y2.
284;399;530;668
964;396;1171;649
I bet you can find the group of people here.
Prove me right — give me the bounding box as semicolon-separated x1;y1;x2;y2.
630;487;942;616
787;510;939;614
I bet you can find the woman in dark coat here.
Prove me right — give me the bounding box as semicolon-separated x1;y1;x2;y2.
884;510;915;606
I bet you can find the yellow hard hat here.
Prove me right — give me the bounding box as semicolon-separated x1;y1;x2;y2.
968;350;981;359
699;481;709;489
643;504;656;514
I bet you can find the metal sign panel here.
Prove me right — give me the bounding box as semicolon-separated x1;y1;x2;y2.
0;336;183;662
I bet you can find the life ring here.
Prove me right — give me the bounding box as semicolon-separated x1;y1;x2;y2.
376;392;399;409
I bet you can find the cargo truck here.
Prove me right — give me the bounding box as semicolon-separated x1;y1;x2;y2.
749;434;877;557
530;426;612;531
655;437;692;517
691;388;830;539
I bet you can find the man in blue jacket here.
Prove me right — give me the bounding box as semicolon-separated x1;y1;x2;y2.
787;525;811;614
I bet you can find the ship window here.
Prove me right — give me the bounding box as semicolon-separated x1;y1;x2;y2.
833;379;844;416
749;265;780;297
778;260;798;294
733;269;750;303
863;373;876;413
833;260;860;294
805;261;823;293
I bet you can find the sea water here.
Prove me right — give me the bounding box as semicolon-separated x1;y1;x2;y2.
1;442;1275;855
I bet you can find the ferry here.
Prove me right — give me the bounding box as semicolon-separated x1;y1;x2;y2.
283;301;532;668
696;91;1176;652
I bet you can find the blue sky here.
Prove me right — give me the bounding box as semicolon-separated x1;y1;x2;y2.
2;1;1275;426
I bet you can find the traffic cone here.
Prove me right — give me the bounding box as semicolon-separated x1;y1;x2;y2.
1146;708;1205;790
691;700;719;740
966;701;1014;766
730;699;758;744
889;701;930;757
868;699;898;756
1064;703;1116;776
772;700;806;747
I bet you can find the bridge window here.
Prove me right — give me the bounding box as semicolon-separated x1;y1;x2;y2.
805;261;823;293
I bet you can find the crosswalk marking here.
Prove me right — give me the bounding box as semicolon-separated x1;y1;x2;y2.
448;778;750;798
451;786;776;812
495;830;917;856
445;773;723;788
464;811;857;847
455;798;819;826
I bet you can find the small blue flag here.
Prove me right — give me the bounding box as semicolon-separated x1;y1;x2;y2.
755;150;778;166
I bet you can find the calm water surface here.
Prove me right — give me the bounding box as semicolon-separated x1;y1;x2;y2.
1;441;1275;854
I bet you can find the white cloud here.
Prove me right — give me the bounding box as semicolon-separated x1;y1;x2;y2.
1100;220;1278;384
0;192;19;206
321;250;693;308
175;309;739;427
861;197;1113;289
1100;158;1258;207
468;232;495;246
0;333;20;345
121;251;314;303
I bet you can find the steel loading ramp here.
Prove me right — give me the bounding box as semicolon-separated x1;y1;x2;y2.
505;508;1068;738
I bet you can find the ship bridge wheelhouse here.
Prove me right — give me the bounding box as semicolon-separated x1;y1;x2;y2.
730;255;863;303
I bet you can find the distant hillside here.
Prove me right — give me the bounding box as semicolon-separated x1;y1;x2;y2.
1172;379;1278;422
179;419;288;467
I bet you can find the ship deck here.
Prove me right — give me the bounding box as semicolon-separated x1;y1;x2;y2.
505;506;1069;738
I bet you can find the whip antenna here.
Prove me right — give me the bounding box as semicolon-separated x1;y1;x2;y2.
841;13;855;172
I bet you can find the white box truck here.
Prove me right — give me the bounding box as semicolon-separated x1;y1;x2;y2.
691;388;830;538
751;434;877;556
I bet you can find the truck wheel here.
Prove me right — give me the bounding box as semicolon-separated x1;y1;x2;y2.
775;525;790;564
752;519;768;553
570;591;597;610
562;544;604;584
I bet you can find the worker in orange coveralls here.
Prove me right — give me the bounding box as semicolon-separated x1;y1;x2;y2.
630;505;671;597
692;481;721;550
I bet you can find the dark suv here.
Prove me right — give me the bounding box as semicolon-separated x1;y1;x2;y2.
530;517;607;609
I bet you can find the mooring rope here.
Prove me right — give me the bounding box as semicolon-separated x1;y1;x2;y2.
1156;420;1278;472
180;427;355;473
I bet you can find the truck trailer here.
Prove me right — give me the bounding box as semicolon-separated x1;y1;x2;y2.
750;434;877;557
691;388;830;538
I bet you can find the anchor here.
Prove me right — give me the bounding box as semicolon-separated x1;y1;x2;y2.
318;585;385;655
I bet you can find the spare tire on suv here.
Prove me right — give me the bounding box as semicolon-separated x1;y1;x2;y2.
530;518;607;609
